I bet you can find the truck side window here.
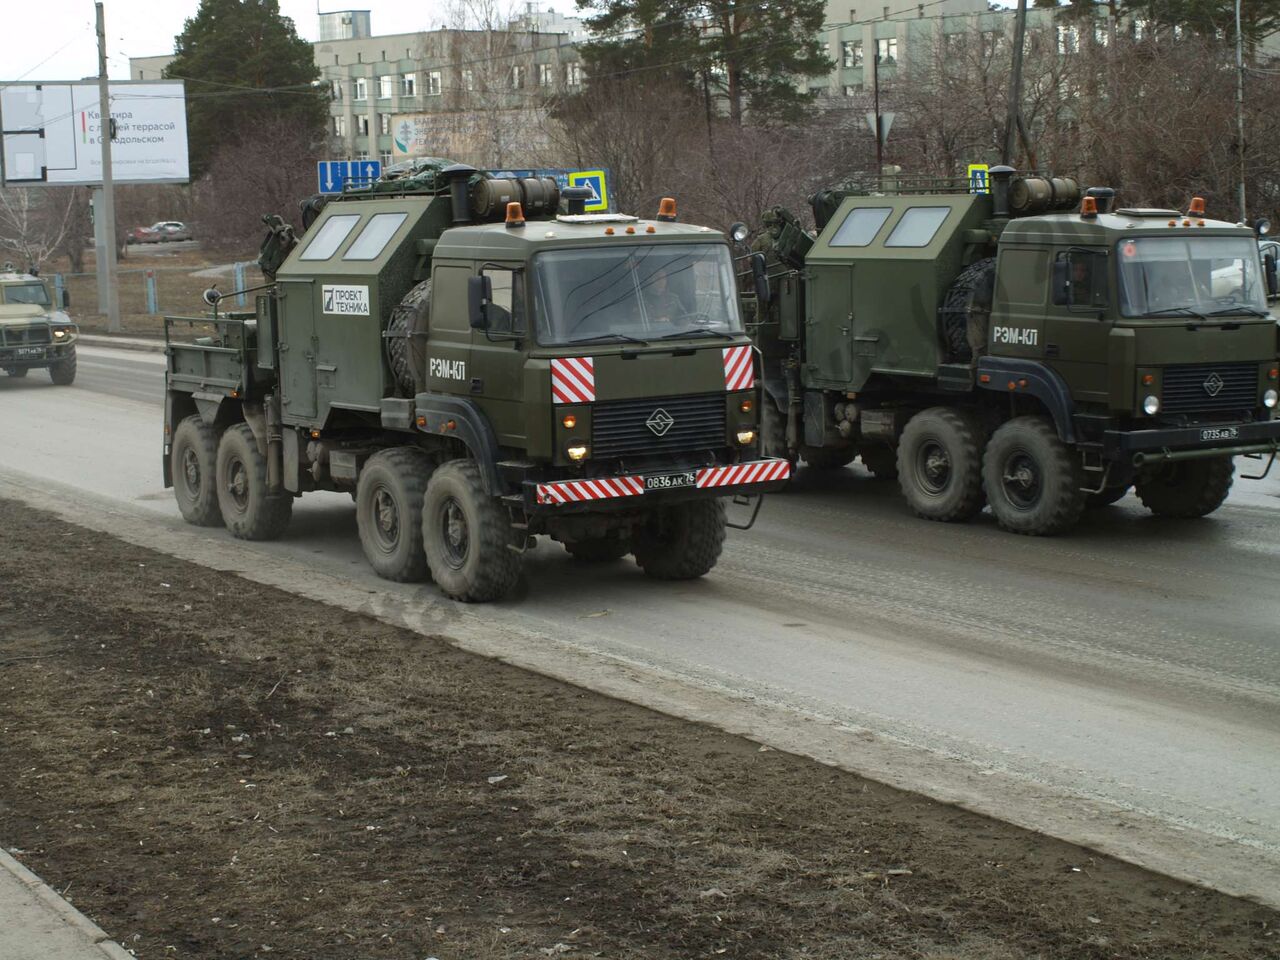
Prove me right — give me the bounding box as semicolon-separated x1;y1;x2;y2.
1053;251;1107;308
482;267;525;335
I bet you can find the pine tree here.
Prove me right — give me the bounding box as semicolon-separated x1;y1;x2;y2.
163;0;328;179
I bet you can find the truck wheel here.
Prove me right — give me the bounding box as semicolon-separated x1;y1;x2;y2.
48;348;76;386
940;257;996;362
5;366;29;378
982;416;1084;535
357;447;434;582
387;279;431;396
171;415;223;527
1087;484;1131;508
897;407;985;521
564;536;631;562
422;459;521;602
801;446;855;470
1135;458;1234;518
632;499;726;580
858;444;899;480
215;423;292;541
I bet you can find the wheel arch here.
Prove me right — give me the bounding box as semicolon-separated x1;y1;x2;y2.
413;394;505;495
976;357;1076;443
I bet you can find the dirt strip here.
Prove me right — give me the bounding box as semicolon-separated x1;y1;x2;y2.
0;499;1275;959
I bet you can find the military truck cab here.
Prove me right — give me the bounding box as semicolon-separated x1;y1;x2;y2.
0;264;77;385
748;169;1279;535
163;162;787;601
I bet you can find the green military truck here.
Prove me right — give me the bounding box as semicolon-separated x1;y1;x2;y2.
745;167;1280;534
162;161;789;601
0;264;77;384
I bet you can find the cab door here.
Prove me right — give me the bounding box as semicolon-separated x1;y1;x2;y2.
805;263;855;388
1043;247;1111;403
277;278;318;422
469;263;528;447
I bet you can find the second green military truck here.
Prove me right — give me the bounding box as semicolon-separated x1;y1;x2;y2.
747;167;1279;534
162;162;788;601
0;264;77;384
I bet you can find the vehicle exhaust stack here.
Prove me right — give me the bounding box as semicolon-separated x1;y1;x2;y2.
561;186;593;216
443;163;478;225
1086;187;1116;215
989;165;1016;218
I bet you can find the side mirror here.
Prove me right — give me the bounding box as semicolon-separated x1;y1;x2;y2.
1265;251;1278;298
60;289;70;309
750;252;771;307
468;275;492;330
1051;260;1069;305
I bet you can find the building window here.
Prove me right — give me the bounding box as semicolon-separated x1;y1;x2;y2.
355;152;369;162
843;84;862;96
849;8;856;21
426;70;442;95
357;116;369;136
380;152;392;168
329;80;341;101
1056;25;1078;54
379;113;390;135
333;115;346;137
876;37;897;63
565;62;581;86
377;75;394;99
841;40;863;67
401;73;416;96
882;5;889;18
511;65;525;89
538;63;554;87
462;69;475;91
1133;17;1150;40
352;77;367;101
917;3;924;16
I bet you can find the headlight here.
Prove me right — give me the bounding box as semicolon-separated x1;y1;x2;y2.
736;429;756;445
1264;389;1278;409
566;443;589;461
1143;395;1160;415
52;328;69;340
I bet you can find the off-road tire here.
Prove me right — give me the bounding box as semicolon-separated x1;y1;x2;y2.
897;407;985;522
215;423;292;541
48;348;76;385
1135;458;1234;518
564;536;631;563
982;416;1085;535
1087;484;1131;508
171;415;223;527
632;499;726;580
422;459;521;602
940;257;996;362
387;279;431;396
5;366;29;378
356;447;434;582
800;445;856;470
858;444;899;480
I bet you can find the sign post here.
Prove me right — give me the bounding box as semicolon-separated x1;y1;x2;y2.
967;163;990;194
316;159;382;195
95;2;121;331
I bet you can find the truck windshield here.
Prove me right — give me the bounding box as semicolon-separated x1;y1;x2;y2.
531;243;743;345
2;283;50;306
1117;236;1267;318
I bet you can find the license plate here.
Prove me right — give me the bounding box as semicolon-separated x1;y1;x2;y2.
645;471;696;491
1201;427;1239;441
14;347;43;359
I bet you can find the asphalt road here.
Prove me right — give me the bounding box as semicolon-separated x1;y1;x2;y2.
3;344;1279;904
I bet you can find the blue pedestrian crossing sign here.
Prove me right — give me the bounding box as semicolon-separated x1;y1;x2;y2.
317;159;382;195
567;169;609;213
967;163;990;194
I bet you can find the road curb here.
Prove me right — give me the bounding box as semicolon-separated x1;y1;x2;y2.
0;848;134;959
78;335;166;354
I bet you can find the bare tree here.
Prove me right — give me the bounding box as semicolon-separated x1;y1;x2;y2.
0;187;74;272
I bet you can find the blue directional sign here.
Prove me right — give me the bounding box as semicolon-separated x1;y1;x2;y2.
317;159;382;195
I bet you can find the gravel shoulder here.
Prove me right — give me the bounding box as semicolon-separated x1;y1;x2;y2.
0;498;1276;959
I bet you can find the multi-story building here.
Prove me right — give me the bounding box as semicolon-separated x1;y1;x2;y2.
130;9;583;168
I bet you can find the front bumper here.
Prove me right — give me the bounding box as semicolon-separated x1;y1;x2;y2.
0;341;75;368
529;457;792;512
1103;417;1280;462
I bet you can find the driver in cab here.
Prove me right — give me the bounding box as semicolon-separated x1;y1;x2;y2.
639;264;686;325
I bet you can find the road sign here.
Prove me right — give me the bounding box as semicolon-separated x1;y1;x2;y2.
567;169;609;213
967;163;990;194
317;159;382;195
865;111;894;145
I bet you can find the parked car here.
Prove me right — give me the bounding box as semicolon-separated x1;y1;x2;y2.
127;221;193;244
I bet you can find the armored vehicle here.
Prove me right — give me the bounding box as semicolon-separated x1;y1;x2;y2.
162;162;788;601
0;265;77;384
744;167;1280;535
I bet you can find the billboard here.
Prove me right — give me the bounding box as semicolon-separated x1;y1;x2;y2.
0;81;189;186
391;111;553;166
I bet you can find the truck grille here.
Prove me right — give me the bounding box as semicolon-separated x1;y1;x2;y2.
0;325;51;347
1162;362;1256;414
591;393;726;459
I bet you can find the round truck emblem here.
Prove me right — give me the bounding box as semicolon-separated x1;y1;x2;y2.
646;408;675;436
1203;372;1225;397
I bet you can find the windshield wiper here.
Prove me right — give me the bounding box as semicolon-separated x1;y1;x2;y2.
655;328;736;341
567;332;649;345
1205;305;1269;318
1140;307;1209;322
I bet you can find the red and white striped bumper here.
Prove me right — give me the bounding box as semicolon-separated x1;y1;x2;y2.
534;458;791;507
